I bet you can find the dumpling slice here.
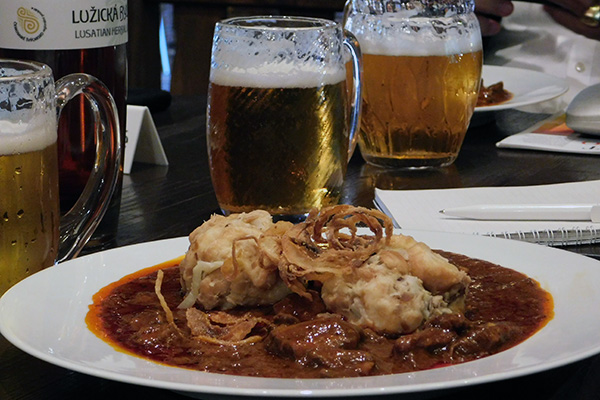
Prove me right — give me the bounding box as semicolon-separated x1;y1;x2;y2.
178;211;292;309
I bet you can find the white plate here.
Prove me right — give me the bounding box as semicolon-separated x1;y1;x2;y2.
475;65;569;112
2;233;600;398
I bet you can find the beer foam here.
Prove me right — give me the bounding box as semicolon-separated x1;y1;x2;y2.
211;19;348;88
358;33;481;57
210;63;347;89
0;119;57;155
346;15;482;57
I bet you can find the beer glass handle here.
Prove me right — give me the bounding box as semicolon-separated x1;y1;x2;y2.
343;30;363;160
54;74;122;262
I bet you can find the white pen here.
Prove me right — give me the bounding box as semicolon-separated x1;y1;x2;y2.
439;204;600;222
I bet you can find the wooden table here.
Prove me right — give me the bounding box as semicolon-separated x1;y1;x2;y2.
2;96;600;399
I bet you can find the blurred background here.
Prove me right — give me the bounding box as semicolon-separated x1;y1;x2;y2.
128;0;346;96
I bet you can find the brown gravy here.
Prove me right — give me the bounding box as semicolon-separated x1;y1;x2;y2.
86;251;553;378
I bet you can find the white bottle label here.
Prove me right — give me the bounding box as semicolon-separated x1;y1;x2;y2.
0;0;128;50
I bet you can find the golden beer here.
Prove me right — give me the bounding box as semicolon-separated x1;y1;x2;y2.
357;51;482;168
0;139;59;296
207;80;349;217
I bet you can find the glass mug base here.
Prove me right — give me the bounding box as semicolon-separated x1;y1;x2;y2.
217;192;343;222
220;208;309;223
361;152;459;169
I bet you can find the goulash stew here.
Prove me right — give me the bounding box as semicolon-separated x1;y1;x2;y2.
87;206;553;378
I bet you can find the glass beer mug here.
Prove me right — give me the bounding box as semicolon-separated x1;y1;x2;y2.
0;59;121;296
207;16;362;221
344;0;483;169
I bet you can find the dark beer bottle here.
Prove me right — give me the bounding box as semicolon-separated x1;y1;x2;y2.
0;1;128;248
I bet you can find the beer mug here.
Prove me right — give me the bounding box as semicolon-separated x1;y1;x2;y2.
0;59;121;296
207;16;362;221
344;0;483;168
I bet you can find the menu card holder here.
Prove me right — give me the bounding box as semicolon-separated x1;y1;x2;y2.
124;105;169;174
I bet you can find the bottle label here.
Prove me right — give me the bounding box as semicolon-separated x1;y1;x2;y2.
0;0;128;50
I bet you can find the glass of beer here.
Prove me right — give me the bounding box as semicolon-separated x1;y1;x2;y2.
0;59;121;296
344;0;483;169
207;16;362;221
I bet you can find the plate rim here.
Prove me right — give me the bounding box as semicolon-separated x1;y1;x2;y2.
2;233;600;397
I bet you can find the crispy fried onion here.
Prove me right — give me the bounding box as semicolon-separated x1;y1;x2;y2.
155;269;270;345
185;309;270;345
277;205;393;298
155;269;184;337
219;206;393;298
200;205;393;303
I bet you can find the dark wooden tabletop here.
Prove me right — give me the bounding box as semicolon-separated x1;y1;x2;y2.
2;95;600;399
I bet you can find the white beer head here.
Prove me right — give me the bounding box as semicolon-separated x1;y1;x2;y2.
210;16;347;88
0;119;56;155
344;0;482;56
0;63;57;155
